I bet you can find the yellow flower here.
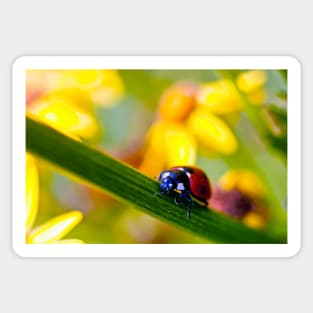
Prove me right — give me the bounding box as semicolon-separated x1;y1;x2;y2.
26;70;125;140
158;82;197;122
236;70;267;93
26;154;39;232
242;211;267;230
26;153;84;244
140;81;240;175
139;121;196;176
187;109;238;155
151;122;196;165
196;79;243;114
236;70;267;106
27;211;84;244
60;70;124;107
139;146;167;177
164;124;196;166
28;95;99;139
219;170;264;199
216;169;267;229
246;88;267;106
27;70;124;107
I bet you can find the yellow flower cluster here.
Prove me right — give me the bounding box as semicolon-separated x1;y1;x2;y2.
26;154;84;244
140;80;242;176
140;71;267;177
27;70;124;139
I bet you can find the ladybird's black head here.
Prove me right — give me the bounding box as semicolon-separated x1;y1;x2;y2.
160;177;177;194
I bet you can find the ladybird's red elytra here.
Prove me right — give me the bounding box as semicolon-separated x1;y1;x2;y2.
158;166;211;219
170;166;212;201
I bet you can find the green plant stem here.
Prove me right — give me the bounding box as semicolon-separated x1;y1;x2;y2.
26;116;286;243
279;70;287;83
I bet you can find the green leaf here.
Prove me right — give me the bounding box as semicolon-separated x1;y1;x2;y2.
26;116;286;244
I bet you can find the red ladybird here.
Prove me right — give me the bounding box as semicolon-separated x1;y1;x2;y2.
158;166;211;219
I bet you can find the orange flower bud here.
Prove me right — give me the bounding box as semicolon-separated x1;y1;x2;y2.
158;82;197;122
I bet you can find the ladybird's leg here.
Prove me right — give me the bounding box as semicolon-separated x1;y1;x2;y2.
174;193;184;205
175;191;193;219
183;194;193;220
174;190;190;205
155;188;169;197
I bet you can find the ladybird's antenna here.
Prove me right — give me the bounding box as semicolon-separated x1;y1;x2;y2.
154;188;169;197
154;191;162;197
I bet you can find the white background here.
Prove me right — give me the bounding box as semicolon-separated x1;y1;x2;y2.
1;1;311;312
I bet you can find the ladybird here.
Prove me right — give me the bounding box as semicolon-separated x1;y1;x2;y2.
158;166;211;219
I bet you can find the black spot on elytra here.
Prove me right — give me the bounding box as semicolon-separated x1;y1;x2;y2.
201;186;206;194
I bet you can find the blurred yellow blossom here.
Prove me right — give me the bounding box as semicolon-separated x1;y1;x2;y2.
151;122;196;165
211;169;267;229
236;70;267;106
236;70;267;93
26;153;84;244
58;70;124;106
26;154;39;232
246;88;267;106
196;79;243;114
164;123;196;166
28;95;99;139
219;169;264;199
28;211;83;244
140;82;240;176
27;70;124;107
139;146;166;177
242;211;267;229
26;70;125;140
158;82;197;122
187;109;238;155
139;121;196;176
